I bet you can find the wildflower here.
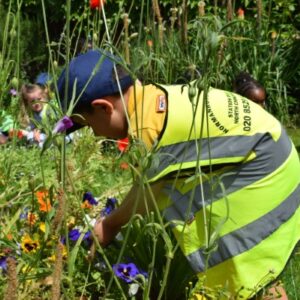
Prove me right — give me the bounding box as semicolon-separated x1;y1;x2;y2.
36;189;52;212
9;89;18;96
113;262;144;283
6;233;13;241
52;116;73;134
69;229;81;241
117;137;129;152
39;222;46;233
67;216;76;228
81;192;98;209
90;0;105;10
21;234;40;253
83;230;92;241
237;8;244;20
27;212;37;226
120;161;129;170
65;228;92;248
271;31;277;39
81;200;92;209
0;256;7;272
101;197;118;216
48;243;67;262
147;40;153;48
20;208;29;219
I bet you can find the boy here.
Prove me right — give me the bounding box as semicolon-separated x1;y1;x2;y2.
57;49;300;299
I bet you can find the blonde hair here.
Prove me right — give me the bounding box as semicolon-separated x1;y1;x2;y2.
19;84;49;127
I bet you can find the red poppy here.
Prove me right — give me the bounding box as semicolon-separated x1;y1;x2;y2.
117;137;129;152
90;0;105;10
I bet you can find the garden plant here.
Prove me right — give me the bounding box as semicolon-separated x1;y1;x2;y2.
0;0;300;299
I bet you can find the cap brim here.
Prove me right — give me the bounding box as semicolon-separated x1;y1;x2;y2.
66;122;85;134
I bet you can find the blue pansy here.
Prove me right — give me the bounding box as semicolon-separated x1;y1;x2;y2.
68;229;81;241
83;192;98;206
0;256;7;272
101;197;118;216
112;262;147;283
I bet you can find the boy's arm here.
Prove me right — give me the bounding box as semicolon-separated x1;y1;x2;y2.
93;179;164;247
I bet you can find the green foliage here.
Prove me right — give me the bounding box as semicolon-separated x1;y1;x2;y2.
0;0;300;299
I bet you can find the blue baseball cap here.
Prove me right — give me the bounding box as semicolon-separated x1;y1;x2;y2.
57;49;133;113
35;72;52;86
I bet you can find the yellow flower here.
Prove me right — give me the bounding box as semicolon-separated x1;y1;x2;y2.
48;243;68;262
39;222;46;233
67;216;76;228
21;234;40;253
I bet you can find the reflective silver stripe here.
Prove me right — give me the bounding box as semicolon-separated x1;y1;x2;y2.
163;130;292;222
187;183;300;273
147;133;269;179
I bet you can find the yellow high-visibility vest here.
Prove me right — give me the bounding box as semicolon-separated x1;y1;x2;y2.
143;84;300;298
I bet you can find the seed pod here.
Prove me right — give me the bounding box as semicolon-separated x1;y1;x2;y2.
53;60;58;69
11;77;19;89
9;29;16;38
188;85;197;100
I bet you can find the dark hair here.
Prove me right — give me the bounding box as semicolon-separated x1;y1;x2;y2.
233;72;266;105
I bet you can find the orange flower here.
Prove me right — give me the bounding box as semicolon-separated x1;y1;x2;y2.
81;200;92;209
120;162;129;170
6;233;13;241
27;212;37;225
36;189;52;212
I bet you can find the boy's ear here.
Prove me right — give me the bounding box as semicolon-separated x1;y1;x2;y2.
91;99;113;114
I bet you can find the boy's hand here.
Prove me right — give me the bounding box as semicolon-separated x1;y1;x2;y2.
88;217;118;261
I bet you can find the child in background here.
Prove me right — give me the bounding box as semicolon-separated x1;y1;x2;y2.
233;71;267;107
19;73;56;147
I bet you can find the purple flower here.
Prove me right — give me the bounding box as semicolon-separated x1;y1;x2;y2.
113;263;140;283
0;256;7;272
83;230;91;241
67;229;91;244
68;229;81;241
53;116;73;134
9;89;18;96
19;209;28;219
83;192;98;206
101;197;118;216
